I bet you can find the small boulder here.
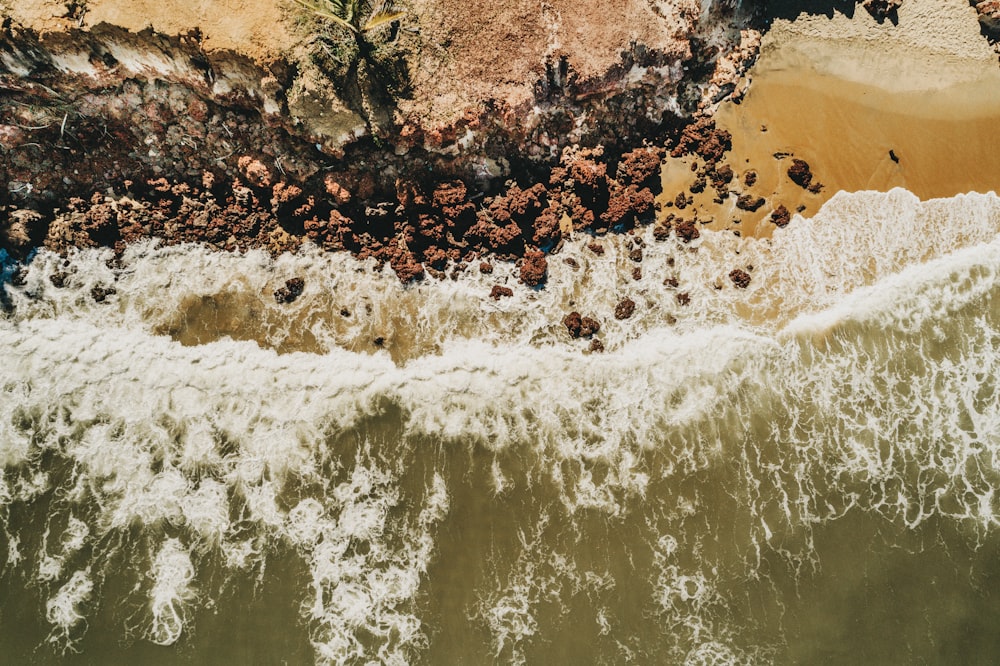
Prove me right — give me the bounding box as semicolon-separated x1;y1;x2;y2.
729;269;751;289
274;277;305;304
614;297;636;320
563;311;601;338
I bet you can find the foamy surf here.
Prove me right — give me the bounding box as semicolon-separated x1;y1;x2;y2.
2;188;1000;663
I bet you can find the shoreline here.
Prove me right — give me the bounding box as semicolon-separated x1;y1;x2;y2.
1;0;999;287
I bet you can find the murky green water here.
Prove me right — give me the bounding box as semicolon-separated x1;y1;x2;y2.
3;190;1000;664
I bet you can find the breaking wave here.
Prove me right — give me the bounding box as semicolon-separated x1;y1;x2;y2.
2;188;1000;663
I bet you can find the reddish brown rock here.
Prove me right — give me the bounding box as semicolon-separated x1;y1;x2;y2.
675;219;700;243
386;242;425;283
519;249;548;287
490;285;514;300
569;158;608;190
743;170;757;187
787;159;813;189
736;194;765;212
770;204;791;228
729;269;751;289
617;147;664;190
602;185;655;228
587;242;605;255
479;261;494;274
237;155;273;189
532;205;563;246
563;311;601;338
614;297;636;320
324;174;352;204
589;339;605;353
671;117;732;166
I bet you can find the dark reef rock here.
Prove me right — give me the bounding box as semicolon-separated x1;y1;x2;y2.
614;297;636;320
729;269;751;288
274;277;305;304
489;285;513;300
736;194;765;212
770;204;791;228
675;219;701;243
519;249;548;287
563;311;601;338
787;159;814;189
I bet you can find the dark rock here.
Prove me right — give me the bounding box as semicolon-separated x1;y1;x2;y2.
736;194;765;212
631;267;642;281
614;297;636;320
788;159;813;189
629;248;643;263
675;219;700;243
729;269;751;289
587;242;605;255
770;204;791;228
676;292;691;306
490;285;513;300
589;339;605;353
563;311;601;338
743;170;757;187
274;277;305;304
519;249;548;287
861;0;901;23
90;285;116;302
973;1;1000;40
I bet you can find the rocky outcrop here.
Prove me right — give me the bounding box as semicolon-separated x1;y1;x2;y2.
0;0;768;279
971;1;1000;41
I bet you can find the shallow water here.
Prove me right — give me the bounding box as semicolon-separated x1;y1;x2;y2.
3;188;1000;663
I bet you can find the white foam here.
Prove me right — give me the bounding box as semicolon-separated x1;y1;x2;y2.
45;569;93;648
3;188;1000;661
147;538;197;646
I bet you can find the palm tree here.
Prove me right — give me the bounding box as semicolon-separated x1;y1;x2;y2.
290;0;404;55
290;0;406;136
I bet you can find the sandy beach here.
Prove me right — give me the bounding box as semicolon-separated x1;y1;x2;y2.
662;0;1000;238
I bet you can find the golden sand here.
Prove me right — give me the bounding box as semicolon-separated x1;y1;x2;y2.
663;0;1000;238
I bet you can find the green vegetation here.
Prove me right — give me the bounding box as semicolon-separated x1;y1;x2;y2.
289;0;405;44
289;0;409;137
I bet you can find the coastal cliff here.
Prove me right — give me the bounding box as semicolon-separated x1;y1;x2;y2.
0;0;996;282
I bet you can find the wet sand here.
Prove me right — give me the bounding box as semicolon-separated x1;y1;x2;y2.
664;0;1000;238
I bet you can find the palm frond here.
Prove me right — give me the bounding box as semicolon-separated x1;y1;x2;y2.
362;9;405;33
288;0;359;33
